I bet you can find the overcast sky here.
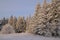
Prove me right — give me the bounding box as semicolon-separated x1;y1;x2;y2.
0;0;51;18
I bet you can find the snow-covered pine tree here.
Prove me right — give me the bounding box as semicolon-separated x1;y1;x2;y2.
8;16;13;25
16;16;26;33
47;0;60;36
28;0;48;36
12;16;17;32
26;15;32;32
27;1;41;33
33;0;49;36
2;17;8;25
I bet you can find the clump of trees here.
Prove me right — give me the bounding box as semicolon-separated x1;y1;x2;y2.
0;16;26;33
26;0;60;37
0;17;8;31
8;16;26;33
0;0;60;37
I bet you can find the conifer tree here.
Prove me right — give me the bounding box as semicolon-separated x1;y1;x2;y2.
8;16;13;25
33;0;48;35
27;2;41;33
12;16;17;31
26;15;31;32
27;0;48;34
2;17;6;25
16;16;26;33
47;0;60;36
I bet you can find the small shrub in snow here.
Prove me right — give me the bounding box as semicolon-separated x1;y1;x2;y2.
1;24;15;34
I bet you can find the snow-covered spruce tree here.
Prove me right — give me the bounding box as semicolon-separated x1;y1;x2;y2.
47;0;60;36
27;0;49;36
2;17;8;25
8;16;17;32
8;16;13;25
27;2;41;33
26;15;32;32
1;24;15;34
16;16;26;33
2;17;6;25
12;16;17;32
27;0;60;37
33;0;51;36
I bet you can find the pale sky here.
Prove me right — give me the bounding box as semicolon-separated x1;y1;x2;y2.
0;0;51;18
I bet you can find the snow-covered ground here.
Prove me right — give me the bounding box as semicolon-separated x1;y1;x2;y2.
0;33;60;40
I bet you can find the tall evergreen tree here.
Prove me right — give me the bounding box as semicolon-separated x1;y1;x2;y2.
27;1;41;33
16;16;26;33
2;17;6;25
33;0;48;36
47;0;60;36
2;17;8;25
12;16;17;31
8;16;13;25
26;15;31;32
